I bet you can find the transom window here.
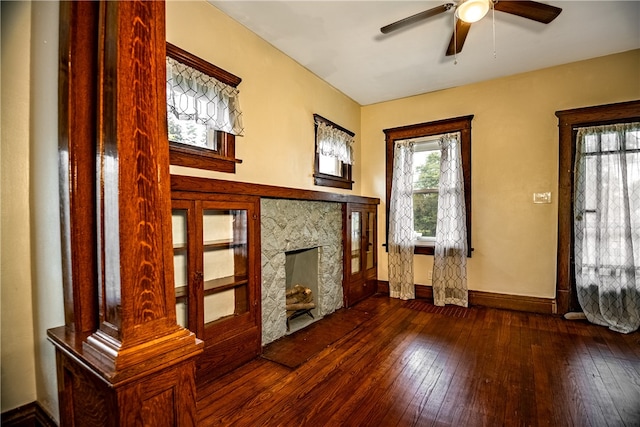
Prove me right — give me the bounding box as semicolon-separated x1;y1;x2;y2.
166;42;244;173
313;114;354;190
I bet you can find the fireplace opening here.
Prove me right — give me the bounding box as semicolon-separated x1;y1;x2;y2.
285;247;319;333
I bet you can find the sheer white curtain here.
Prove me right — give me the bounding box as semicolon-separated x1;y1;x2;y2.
166;57;244;136
316;121;354;165
388;140;415;300
574;122;640;333
433;132;468;307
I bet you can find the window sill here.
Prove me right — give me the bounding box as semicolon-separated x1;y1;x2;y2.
382;242;435;255
314;173;353;190
414;244;434;255
169;142;242;174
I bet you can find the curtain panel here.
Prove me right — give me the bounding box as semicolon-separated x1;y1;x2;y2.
166;57;244;136
388;140;415;300
574;122;640;333
315;121;354;165
433;133;468;307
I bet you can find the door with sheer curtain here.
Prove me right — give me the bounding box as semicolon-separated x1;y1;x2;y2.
573;122;640;333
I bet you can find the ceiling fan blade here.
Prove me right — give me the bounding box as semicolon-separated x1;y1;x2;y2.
493;0;562;24
381;3;454;34
446;19;472;56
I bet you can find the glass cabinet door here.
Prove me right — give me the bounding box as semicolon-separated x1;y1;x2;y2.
172;208;189;328
202;208;249;327
366;210;375;271
351;211;361;275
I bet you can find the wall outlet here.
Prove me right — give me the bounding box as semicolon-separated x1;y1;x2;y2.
533;192;551;204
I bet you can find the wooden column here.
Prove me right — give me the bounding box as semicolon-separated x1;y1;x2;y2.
48;2;202;426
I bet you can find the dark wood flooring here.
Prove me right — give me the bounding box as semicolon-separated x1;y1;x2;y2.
197;295;640;426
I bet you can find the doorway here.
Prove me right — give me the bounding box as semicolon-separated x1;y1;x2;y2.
555;100;640;315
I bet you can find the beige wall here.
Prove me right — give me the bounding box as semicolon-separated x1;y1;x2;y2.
362;49;640;298
1;0;38;412
2;0;638;419
166;1;362;194
2;1;63;419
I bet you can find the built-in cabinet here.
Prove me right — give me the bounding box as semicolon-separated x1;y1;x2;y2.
171;193;261;386
170;175;380;386
344;203;378;307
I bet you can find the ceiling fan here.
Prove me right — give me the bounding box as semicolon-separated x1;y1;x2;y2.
380;0;562;56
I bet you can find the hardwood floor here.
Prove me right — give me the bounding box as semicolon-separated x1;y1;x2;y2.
197;295;640;426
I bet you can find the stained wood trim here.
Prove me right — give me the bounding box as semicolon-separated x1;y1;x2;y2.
171;175;379;205
166;42;241;87
376;281;555;314
1;401;58;427
313;114;355;137
58;0;99;334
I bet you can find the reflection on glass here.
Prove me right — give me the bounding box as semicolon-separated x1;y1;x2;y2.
172;209;188;328
366;211;375;270
352;211;361;274
202;209;249;325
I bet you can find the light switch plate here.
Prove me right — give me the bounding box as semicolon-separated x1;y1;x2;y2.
533;192;552;204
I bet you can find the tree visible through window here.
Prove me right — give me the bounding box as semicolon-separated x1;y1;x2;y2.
413;141;441;243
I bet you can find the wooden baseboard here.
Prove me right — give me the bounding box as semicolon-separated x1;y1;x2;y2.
1;401;57;427
377;281;555;315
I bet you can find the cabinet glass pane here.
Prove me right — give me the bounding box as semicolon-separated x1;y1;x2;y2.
172;209;188;328
202;209;249;325
351;211;361;274
366;211;375;270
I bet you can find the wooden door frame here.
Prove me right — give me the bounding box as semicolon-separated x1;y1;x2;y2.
554;100;640;314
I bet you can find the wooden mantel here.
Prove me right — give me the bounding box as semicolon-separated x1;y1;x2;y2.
171;175;380;206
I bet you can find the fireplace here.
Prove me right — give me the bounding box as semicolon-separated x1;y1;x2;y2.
261;199;343;345
285;247;319;333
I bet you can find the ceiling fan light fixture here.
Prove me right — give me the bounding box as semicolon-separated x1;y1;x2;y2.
456;0;490;23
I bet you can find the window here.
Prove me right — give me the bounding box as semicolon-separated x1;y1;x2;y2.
412;137;441;246
313;114;354;190
166;43;244;173
385;116;473;255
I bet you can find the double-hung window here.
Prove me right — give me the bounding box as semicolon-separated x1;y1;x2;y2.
385;115;473;256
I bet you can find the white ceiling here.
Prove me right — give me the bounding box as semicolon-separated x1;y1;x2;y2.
208;1;640;106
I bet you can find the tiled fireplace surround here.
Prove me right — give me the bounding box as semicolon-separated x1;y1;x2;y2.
261;199;343;345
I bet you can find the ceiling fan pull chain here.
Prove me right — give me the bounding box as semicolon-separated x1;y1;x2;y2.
492;0;497;58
